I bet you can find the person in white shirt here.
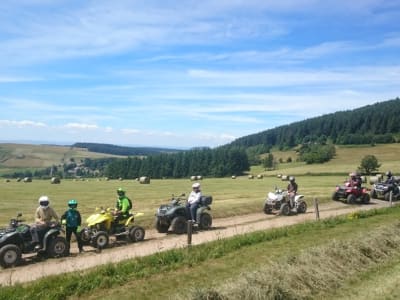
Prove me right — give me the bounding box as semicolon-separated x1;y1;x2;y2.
186;182;202;222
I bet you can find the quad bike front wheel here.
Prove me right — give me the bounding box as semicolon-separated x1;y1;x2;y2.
362;194;371;204
331;192;339;201
279;203;291;216
347;194;356;204
154;218;169;233
171;216;187;234
199;213;212;230
263;204;273;214
128;226;145;242
47;236;68;258
92;231;109;249
0;244;21;268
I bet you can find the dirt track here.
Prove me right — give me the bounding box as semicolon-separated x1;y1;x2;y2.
0;199;392;286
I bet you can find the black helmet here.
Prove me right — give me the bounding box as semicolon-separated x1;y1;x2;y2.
386;171;392;177
289;176;295;182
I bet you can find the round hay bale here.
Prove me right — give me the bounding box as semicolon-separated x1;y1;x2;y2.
281;175;289;181
51;177;61;184
23;177;32;183
196;175;203;180
369;176;381;184
118;177;123;181
248;175;254;179
5;179;10;183
257;174;263;179
139;176;150;184
105;177;110;181
231;175;236;179
277;174;282;178
16;178;22;182
190;176;196;181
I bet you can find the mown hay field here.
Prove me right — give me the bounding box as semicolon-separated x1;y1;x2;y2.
0;175;343;228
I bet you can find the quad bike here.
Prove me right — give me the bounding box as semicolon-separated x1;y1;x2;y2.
79;208;145;249
263;187;307;216
332;181;370;204
155;193;213;234
370;182;400;201
0;213;68;268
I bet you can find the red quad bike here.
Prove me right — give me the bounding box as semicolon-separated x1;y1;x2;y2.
332;181;370;204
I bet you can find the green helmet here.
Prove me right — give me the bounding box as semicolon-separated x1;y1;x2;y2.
117;187;125;196
68;199;78;208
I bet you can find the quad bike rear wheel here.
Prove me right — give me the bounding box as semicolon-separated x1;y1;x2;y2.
0;244;21;268
362;194;370;204
47;236;68;258
92;231;109;249
171;216;187;234
199;213;212;230
297;201;307;214
128;226;145;242
332;192;339;201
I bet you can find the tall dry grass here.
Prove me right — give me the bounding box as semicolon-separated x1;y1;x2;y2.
190;222;400;300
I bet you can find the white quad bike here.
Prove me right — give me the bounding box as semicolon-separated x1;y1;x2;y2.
263;187;307;216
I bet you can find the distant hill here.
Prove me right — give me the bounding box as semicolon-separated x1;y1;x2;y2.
72;142;183;156
226;97;400;149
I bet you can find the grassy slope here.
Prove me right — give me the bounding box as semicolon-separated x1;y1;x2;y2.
0;143;123;170
251;143;400;176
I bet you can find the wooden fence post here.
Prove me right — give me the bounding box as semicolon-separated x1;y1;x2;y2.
314;198;320;220
187;220;193;246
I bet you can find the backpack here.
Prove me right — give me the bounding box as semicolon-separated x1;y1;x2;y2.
126;197;132;210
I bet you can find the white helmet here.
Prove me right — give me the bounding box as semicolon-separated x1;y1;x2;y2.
192;182;201;189
38;195;50;208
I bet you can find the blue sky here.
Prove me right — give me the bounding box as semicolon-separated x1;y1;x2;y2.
0;1;399;149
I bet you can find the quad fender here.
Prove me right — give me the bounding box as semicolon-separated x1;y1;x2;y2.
42;229;61;251
294;194;304;202
167;205;188;218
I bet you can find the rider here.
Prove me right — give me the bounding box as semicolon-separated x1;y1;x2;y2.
187;182;202;222
384;171;395;185
114;187;132;222
30;195;59;250
349;172;362;188
287;176;298;208
61;199;83;254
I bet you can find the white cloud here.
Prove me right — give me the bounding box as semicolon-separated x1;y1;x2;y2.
0;119;46;127
63;123;98;130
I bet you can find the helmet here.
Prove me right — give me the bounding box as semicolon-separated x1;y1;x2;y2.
289;176;295;182
117;187;125;196
68;199;78;208
38;195;50;208
192;182;201;189
350;172;356;177
386;171;392;177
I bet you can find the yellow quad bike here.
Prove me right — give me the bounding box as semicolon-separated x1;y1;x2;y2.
80;207;145;249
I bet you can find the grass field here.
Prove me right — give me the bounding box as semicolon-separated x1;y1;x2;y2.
0;175;344;228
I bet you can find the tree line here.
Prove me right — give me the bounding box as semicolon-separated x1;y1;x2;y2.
227;98;400;150
104;147;249;179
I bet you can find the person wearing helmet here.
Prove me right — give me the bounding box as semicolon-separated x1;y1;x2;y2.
287;176;298;208
61;199;83;254
186;182;202;222
385;171;395;184
349;172;362;188
114;187;132;222
30;195;59;250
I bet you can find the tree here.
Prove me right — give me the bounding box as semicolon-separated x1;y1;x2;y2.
358;155;381;175
262;153;274;170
